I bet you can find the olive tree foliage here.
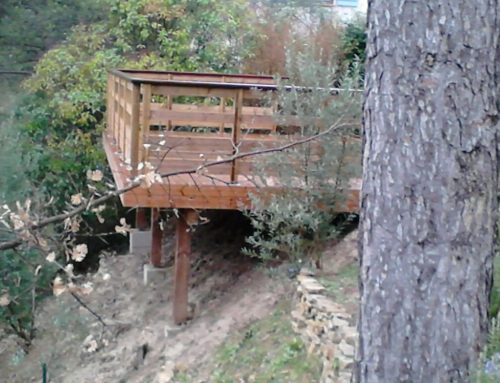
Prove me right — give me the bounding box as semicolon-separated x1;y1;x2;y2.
244;53;362;264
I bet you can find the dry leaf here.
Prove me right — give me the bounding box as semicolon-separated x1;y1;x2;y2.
53;277;66;296
82;335;98;353
64;264;74;277
37;236;49;251
71;244;88;262
96;213;105;224
115;218;131;236
86;169;103;182
46;252;56;263
71;193;83;206
80;282;93;295
9;213;24;230
141;171;163;188
0;293;10;307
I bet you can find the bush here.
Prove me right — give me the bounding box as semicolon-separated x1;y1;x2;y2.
243;53;362;265
0;249;57;348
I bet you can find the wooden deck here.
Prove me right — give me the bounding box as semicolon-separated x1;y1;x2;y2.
104;69;360;211
104;69;361;324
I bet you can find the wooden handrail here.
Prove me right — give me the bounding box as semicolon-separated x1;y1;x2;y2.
106;69;360;184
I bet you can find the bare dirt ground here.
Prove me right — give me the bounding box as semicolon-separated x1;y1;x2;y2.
0;214;358;383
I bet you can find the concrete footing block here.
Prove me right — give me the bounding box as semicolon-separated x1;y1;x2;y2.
143;264;168;286
130;229;151;256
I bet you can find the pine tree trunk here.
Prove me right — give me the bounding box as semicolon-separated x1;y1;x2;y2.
357;1;499;382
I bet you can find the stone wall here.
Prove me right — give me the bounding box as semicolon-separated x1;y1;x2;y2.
291;272;357;383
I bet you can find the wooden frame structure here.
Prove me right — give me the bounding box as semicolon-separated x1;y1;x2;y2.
104;69;360;324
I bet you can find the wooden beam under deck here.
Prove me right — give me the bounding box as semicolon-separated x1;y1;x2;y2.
151;208;163;267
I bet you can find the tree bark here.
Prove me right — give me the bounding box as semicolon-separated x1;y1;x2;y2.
358;1;499;382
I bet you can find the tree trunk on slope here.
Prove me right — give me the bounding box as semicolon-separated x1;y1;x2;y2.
357;1;499;382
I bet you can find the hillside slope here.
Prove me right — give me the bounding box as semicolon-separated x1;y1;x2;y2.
0;217;358;383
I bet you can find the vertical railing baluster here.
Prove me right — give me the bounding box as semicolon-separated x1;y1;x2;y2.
120;78;126;160
130;82;141;175
141;84;152;166
231;89;243;182
106;74;113;137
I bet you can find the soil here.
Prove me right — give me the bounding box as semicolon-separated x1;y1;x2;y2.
0;213;358;383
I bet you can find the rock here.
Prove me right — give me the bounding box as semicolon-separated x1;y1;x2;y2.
292;270;356;383
337;340;355;358
299;267;316;276
313;296;344;313
342;327;358;346
336;354;354;370
330;316;350;329
155;361;175;383
297;275;325;294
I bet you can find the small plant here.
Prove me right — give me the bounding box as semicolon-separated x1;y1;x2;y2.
210;303;322;382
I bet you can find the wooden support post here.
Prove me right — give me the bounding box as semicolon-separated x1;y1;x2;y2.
173;209;197;324
150;208;162;267
135;208;149;230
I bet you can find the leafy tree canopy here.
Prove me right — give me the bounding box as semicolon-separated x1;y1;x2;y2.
0;0;107;71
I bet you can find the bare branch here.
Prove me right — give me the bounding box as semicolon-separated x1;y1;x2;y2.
0;121;349;251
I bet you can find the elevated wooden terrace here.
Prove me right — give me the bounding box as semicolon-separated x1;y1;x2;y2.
104;69;361;323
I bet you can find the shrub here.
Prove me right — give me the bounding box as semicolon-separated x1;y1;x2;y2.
243;53;362;265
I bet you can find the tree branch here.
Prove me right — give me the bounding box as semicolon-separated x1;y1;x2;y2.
0;122;350;251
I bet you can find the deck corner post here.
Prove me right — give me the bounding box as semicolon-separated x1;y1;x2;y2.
150;208;163;267
173;209;198;324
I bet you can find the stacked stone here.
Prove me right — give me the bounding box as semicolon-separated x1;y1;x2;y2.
291;272;357;383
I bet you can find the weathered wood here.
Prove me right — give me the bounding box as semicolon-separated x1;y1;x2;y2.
173;209;197;324
358;2;499;382
117;78;123;155
104;70;362;212
231;89;243;182
152;85;237;99
150;208;162;267
117;69;277;84
129;83;141;173
140;84;152;163
102;133;361;211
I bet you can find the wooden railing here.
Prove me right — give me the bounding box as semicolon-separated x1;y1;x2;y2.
106;69;293;182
